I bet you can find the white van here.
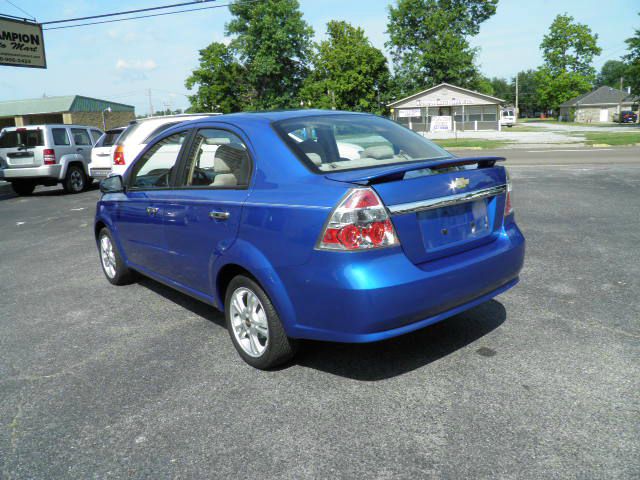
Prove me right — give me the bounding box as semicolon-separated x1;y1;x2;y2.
500;109;516;128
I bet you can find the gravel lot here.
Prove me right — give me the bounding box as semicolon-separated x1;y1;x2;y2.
1;150;639;479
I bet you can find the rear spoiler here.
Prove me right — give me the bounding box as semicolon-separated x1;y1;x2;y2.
324;156;506;185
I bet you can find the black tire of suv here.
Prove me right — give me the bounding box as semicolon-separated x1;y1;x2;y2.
225;275;298;370
63;164;86;193
11;181;36;196
97;228;136;286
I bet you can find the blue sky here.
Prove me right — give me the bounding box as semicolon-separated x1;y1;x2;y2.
0;0;636;114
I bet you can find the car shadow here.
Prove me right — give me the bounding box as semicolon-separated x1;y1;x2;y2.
136;276;226;329
295;300;507;381
136;273;506;380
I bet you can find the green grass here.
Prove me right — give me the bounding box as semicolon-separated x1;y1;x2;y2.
433;139;513;149
581;132;640;146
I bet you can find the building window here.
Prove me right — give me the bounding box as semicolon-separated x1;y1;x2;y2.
467;106;482;122
482;106;497;121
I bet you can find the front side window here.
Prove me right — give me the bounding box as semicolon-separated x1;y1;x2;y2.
275;114;449;172
71;128;91;146
52;128;70;146
129;132;188;189
180;129;250;188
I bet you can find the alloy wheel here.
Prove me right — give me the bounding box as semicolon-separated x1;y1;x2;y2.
100;235;117;279
229;287;269;357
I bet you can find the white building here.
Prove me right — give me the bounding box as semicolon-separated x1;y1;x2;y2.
388;83;504;132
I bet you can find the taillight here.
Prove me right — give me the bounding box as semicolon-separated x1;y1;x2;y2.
43;149;56;165
504;168;514;216
317;188;399;251
113;145;125;165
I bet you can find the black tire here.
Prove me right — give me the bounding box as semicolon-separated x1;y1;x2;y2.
11;181;36;196
97;228;136;285
225;275;298;369
63;164;86;193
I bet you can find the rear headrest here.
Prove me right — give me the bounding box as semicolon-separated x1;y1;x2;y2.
298;139;325;164
362;145;394;160
205;137;230;145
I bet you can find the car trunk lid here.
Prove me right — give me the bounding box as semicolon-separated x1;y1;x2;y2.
325;157;508;264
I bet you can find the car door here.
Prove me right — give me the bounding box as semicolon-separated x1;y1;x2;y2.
70;128;93;163
113;130;189;278
163;127;252;297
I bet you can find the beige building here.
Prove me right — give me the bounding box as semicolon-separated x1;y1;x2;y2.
0;95;135;130
388;83;504;132
559;86;638;123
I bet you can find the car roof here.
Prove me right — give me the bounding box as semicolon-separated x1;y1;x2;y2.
175;109;372;128
1;124;101;130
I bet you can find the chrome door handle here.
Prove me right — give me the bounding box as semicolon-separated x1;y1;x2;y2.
146;206;159;216
209;210;230;220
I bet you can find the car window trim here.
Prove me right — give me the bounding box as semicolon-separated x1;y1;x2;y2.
172;126;254;192
125;128;194;192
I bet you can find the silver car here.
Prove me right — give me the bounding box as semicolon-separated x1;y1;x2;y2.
0;124;102;195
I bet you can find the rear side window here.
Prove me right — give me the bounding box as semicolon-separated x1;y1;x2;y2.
52;128;70;146
114;123;139;145
180;129;251;188
71;128;92;146
0;129;44;148
90;130;103;143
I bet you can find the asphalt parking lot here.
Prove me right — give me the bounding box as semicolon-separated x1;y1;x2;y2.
1;148;639;479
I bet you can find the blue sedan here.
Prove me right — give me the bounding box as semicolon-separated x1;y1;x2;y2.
95;110;525;369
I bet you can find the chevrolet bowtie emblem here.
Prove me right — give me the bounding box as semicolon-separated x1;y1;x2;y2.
450;177;470;189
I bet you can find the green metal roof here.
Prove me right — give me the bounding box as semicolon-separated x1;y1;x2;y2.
0;95;134;117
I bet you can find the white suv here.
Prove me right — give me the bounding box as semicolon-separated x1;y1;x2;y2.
95;114;219;177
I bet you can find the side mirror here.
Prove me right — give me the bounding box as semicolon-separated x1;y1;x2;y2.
99;174;125;194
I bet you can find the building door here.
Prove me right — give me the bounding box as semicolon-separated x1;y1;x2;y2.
599;109;609;122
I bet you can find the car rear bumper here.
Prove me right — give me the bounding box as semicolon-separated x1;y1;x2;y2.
88;167;112;179
280;222;525;342
0;165;61;180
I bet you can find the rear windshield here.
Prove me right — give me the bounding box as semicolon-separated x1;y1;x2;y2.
274;114;449;172
96;129;124;148
0;129;44;148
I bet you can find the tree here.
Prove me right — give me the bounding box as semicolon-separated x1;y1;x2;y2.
226;0;313;110
490;77;514;104
623;14;640;97
536;14;601;113
301;21;390;114
386;0;498;96
515;69;543;117
185;42;246;113
596;60;629;88
541;13;601;79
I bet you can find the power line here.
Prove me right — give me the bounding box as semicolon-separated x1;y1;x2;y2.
41;0;218;25
3;0;35;21
43;2;242;31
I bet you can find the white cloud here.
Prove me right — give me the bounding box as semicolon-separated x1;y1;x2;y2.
115;59;158;71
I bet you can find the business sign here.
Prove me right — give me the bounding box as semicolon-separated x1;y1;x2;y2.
430;116;452;132
398;108;421;118
0;17;46;68
423;99;473;106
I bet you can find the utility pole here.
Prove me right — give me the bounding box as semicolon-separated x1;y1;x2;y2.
515;72;519;118
617;76;624;122
147;88;154;117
